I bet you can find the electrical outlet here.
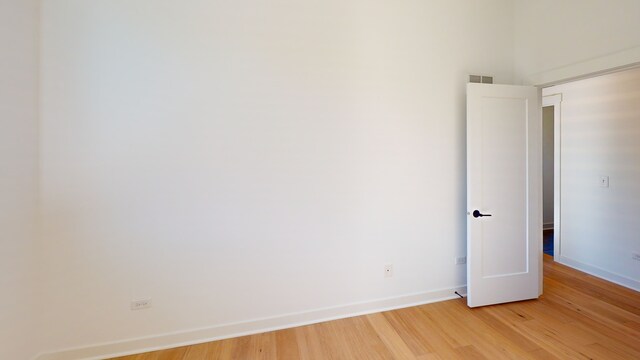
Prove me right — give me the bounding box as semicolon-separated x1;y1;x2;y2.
384;264;394;278
455;256;467;265
599;176;609;188
632;253;640;262
131;298;152;310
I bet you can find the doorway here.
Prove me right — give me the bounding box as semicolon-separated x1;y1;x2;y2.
539;67;640;292
541;93;562;263
542;106;554;256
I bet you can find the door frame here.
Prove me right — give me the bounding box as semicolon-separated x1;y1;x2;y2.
538;64;640;267
542;93;562;261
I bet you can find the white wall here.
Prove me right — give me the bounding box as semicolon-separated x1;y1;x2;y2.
514;0;640;85
0;0;40;359
39;0;515;356
544;67;640;290
542;106;554;227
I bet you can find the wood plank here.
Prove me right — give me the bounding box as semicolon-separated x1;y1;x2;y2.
274;328;300;359
366;312;416;359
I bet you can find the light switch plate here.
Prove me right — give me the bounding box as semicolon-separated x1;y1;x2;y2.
384;264;394;278
599;176;609;188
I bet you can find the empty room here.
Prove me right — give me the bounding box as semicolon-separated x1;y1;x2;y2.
2;0;640;359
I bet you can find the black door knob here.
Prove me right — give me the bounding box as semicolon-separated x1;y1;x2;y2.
473;210;492;218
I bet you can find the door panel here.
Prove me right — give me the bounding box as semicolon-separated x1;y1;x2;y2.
467;83;542;308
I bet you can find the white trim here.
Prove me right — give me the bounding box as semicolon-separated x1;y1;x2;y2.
542;93;562;264
527;46;640;86
542;222;554;231
34;285;466;360
556;255;640;292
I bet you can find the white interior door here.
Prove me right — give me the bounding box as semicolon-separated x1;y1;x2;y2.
466;83;542;308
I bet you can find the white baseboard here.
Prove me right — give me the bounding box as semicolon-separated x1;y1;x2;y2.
556;255;640;292
543;222;554;231
35;285;467;360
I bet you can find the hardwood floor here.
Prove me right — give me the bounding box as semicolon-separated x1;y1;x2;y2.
112;255;640;359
